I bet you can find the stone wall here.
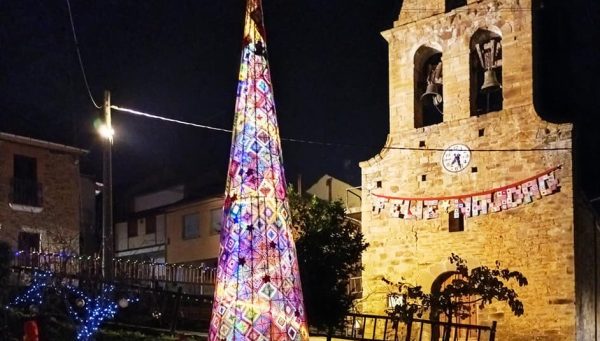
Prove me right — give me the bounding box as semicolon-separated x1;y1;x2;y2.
0;139;82;253
360;0;578;339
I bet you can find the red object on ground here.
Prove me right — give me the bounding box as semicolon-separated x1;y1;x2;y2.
23;320;39;341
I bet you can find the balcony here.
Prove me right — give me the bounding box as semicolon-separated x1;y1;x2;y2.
10;178;43;208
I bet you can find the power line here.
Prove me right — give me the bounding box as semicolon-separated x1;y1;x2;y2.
111;106;232;133
66;0;101;109
110;105;571;153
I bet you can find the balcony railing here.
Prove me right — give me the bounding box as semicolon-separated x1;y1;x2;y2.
10;178;43;207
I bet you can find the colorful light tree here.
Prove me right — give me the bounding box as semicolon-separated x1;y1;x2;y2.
209;0;309;340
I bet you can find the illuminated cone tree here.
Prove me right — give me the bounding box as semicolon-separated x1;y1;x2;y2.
209;1;309;340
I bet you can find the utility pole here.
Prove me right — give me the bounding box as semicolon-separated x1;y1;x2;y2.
102;90;114;281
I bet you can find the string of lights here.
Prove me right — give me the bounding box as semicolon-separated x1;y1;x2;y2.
110;105;571;152
6;270;53;309
5;270;124;341
62;284;118;341
13;250;216;271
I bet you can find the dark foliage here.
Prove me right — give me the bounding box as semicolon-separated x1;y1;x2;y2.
288;187;369;331
384;253;528;323
0;241;11;285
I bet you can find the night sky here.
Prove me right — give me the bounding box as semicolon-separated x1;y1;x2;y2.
1;1;599;210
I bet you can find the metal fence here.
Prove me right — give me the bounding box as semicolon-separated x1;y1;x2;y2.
12;252;216;295
312;313;496;341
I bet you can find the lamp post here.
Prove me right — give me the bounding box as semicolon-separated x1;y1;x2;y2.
100;90;114;281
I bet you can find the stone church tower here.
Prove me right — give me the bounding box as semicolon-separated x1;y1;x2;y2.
360;0;597;339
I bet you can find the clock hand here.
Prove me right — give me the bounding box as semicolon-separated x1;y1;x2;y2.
452;154;460;165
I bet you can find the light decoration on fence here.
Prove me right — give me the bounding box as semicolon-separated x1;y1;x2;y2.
13;251;216;272
209;0;308;340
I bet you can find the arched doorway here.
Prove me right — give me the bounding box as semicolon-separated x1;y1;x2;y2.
430;271;478;340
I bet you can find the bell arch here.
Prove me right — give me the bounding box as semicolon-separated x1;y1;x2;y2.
414;45;443;128
470;29;503;116
445;0;466;13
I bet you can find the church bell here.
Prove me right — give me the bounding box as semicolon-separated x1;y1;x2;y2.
481;69;501;93
421;82;442;102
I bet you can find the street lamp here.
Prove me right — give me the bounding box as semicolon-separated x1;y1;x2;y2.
98;124;114;141
98;90;114;281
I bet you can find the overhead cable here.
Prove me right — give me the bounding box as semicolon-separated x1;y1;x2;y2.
66;0;101;109
110;105;571;153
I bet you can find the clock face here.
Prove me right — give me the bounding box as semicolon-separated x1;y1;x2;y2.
441;144;471;172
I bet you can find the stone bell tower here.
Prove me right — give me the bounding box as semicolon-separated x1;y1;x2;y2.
360;0;596;339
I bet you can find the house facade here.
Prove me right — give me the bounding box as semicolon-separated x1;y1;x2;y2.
0;132;88;254
360;0;597;339
306;174;361;220
114;185;185;262
165;196;223;266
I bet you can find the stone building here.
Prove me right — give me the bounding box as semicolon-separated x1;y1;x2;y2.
0;132;88;254
360;0;598;339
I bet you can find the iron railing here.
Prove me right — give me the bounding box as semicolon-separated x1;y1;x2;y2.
12;252;360;297
313;312;496;341
11;251;216;295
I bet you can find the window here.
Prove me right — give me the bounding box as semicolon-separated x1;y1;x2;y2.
210;209;222;235
127;219;138;238
145;216;156;234
18;232;40;252
14;155;37;180
449;211;464;232
445;0;466;12
11;155;41;206
414;46;443;128
470;30;503;116
182;214;200;239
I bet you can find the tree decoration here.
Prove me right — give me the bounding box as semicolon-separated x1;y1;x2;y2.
209;0;308;340
6;271;118;341
118;297;129;308
75;298;86;308
6;270;53;308
63;284;118;341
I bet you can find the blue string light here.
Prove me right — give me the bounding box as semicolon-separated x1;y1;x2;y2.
62;284;118;341
6;270;53;309
6;271;121;341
